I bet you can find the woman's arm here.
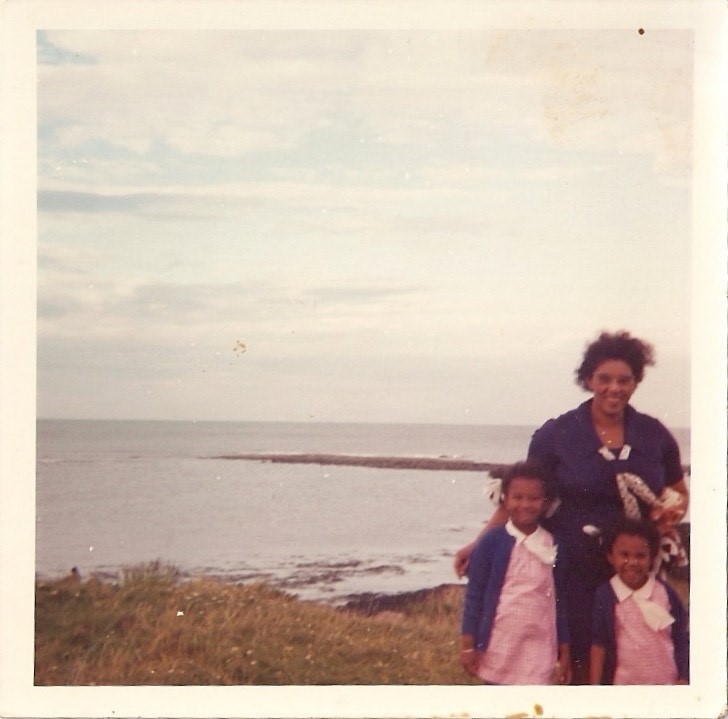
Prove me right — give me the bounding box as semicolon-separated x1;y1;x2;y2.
650;426;689;528
453;503;508;578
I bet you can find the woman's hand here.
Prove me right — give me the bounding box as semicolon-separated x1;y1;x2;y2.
454;543;474;578
650;481;689;529
455;504;510;577
650;504;684;530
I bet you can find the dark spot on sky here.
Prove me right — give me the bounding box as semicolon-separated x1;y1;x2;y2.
638;28;645;35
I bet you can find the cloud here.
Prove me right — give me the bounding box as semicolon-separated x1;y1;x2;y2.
37;275;429;341
38;31;355;157
36;179;501;246
37;29;692;180
39;189;164;214
37;30;97;66
300;284;422;306
37;188;263;220
37;293;86;320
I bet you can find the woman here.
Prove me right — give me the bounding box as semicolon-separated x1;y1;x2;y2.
454;331;689;683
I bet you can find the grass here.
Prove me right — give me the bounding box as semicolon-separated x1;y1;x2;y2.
34;562;479;685
35;562;690;686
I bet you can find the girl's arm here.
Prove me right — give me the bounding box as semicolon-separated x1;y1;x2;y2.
589;645;606;685
555;644;571;685
459;634;481;677
589;585;613;685
666;581;690;682
460;531;496;676
453;504;508;578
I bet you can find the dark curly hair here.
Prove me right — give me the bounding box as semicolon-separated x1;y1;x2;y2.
500;460;555;501
602;516;661;561
575;330;655;390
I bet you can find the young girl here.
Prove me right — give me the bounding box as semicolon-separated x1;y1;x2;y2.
460;461;571;685
590;517;689;685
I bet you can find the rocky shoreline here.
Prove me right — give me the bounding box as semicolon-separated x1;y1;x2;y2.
339;582;462;616
214;452;505;473
213;452;690;477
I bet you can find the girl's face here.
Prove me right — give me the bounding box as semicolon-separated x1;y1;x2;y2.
607;533;653;590
503;476;547;534
586;359;637;418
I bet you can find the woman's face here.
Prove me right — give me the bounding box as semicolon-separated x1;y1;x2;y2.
586;359;637;418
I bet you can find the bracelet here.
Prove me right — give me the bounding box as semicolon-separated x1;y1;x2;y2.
461;648;475;653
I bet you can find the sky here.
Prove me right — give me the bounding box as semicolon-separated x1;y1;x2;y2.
36;27;694;426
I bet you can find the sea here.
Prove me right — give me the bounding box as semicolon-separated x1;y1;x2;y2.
35;419;690;604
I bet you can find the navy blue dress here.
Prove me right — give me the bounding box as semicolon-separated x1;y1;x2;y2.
528;399;684;662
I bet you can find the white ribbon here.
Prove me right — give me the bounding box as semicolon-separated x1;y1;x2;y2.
610;575;675;631
506;521;558;566
634;596;676;631
483;476;503;505
523;536;558;566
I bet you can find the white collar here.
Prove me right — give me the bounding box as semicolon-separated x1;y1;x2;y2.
505;518;546;544
610;573;655;602
610;574;675;630
598;443;632;461
505;520;557;565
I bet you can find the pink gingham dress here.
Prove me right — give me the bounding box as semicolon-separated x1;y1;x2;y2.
477;522;558;685
610;575;678;685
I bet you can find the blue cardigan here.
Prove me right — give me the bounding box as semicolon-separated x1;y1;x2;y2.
461;525;570;651
591;578;690;684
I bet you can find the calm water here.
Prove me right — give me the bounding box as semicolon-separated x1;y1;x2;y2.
35;419;690;603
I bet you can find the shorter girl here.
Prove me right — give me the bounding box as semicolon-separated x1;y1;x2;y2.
590;517;689;685
460;461;571;685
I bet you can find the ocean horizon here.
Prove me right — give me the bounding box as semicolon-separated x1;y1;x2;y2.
35;418;690;603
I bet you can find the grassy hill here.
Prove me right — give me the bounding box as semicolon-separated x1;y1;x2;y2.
35;560;689;686
34;563;479;685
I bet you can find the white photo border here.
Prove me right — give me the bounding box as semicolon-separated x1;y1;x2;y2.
1;1;726;718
